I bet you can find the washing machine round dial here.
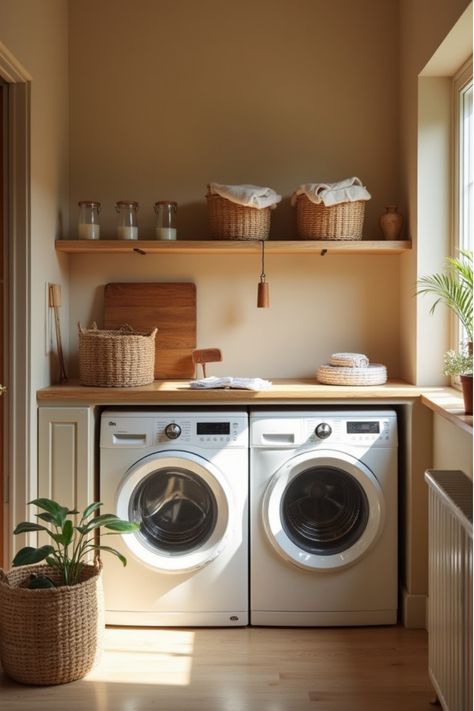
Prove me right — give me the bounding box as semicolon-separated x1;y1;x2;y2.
165;423;182;440
315;422;332;439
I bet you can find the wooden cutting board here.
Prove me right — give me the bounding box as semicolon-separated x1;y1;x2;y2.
103;282;196;379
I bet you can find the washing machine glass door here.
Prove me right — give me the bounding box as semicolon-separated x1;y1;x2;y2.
263;450;385;571
116;451;232;573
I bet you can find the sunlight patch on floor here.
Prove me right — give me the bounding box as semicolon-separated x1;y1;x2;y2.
85;628;195;686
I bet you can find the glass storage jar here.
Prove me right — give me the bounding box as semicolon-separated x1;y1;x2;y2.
154;201;177;240
78;200;101;240
116;200;139;240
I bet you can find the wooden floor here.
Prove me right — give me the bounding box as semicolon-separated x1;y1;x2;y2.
0;625;433;710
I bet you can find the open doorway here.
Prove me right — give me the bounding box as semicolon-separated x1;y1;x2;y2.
0;44;31;567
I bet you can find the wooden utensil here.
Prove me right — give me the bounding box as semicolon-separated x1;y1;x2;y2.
104;283;196;379
192;348;222;378
48;283;67;382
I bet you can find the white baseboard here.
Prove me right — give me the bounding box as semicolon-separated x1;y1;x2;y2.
402;588;427;629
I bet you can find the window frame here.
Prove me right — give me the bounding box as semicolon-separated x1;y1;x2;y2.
451;58;473;381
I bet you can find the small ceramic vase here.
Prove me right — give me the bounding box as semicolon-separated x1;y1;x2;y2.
379;205;403;240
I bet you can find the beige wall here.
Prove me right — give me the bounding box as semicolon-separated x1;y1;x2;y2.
1;0;70;385
0;0;69;516
396;0;471;627
399;0;471;385
433;415;473;479
67;0;403;378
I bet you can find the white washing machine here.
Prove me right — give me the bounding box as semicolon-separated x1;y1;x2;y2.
100;409;248;626
250;409;398;626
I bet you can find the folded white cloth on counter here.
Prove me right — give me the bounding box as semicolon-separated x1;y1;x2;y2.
329;352;370;368
190;376;272;391
291;177;371;207
208;183;282;209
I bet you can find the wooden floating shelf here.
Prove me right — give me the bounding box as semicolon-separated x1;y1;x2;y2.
56;239;412;255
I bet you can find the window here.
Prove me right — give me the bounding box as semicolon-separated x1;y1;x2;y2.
452;60;473;353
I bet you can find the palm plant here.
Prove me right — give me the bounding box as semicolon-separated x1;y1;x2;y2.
416;249;473;345
12;498;139;586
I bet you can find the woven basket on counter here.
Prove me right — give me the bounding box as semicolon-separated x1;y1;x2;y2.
296;194;365;240
316;363;387;386
0;562;103;685
206;193;271;240
79;322;157;387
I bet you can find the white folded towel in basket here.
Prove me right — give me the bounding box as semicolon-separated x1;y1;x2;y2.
291;177;371;207
208;183;282;209
329;352;370;368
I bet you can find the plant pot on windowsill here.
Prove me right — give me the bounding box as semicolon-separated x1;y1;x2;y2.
443;348;473;416
460;373;473;416
417;250;473;416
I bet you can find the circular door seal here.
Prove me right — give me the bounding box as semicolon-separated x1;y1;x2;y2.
116;451;233;574
262;450;385;571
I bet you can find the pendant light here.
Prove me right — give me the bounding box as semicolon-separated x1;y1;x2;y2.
257;239;270;308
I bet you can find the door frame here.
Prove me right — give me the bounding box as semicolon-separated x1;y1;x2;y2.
0;41;31;565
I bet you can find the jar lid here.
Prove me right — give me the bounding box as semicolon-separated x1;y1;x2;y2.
154;201;178;207
116;200;139;207
78;200;101;207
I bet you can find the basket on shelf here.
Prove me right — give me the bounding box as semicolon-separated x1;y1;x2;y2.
295;194;365;241
206;193;271;240
78;322;157;387
316;363;387;386
0;562;103;686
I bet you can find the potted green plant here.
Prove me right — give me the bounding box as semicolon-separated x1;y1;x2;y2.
442;347;473;415
0;498;139;685
417;249;473;414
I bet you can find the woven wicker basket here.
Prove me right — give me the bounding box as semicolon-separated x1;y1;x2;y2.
79;323;157;387
207;193;271;240
296;194;365;240
316;364;387;386
0;562;104;685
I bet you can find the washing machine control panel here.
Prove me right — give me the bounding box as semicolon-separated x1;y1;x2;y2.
306;416;396;446
154;416;248;447
100;412;248;449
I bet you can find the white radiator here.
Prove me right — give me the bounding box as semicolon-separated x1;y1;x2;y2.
425;470;473;711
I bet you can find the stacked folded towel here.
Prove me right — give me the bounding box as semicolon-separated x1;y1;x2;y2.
329;352;370;368
291;177;371;207
208;183;282;209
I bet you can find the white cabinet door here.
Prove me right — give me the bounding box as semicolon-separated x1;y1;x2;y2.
38;407;95;513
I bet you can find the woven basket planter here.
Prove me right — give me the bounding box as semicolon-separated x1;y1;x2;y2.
0;562;104;685
296;195;365;240
207;193;271;240
79;322;157;387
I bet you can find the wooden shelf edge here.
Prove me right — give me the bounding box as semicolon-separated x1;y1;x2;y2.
55;239;412;255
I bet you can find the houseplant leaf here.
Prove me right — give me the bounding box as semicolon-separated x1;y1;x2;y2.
92;545;128;566
13;522;49;535
28;498;70;526
12;545;55;566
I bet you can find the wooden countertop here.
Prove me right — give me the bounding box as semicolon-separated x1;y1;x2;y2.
37;378;424;404
36;379;473;435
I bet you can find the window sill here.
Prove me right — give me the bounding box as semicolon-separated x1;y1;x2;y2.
421;387;472;435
